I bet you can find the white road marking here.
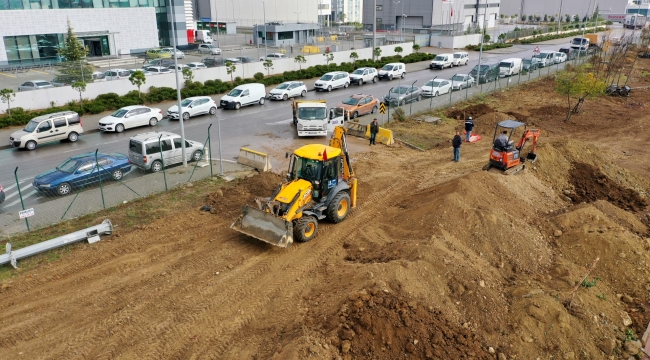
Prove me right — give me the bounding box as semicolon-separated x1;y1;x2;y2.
2;190;37;208
266;119;293;125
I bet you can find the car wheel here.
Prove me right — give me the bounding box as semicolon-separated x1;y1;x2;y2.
112;169;123;181
371;106;378;114
115;123;125;133
259;97;265;105
433;91;438;97
191;150;203;162
301;90;306;97
25;140;37;151
401;72;405;78
282;94;288;101
352;111;358;119
373;76;378;83
209;106;217;115
57;182;72;196
234;102;241;110
388;75;393;81
149;117;158;126
344;82;349;89
399;100;405;106
182;112;190;121
151;160;163;173
416;95;421;102
358;79;363;86
68;132;79;142
327;85;332;92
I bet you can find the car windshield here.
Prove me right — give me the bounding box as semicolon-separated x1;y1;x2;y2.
298;107;327;120
291;156;322;182
35;81;51;86
532;54;544;59
451;75;465;81
181;99;193;106
24;120;40;132
56;158;82;173
454;54;461;58
391;87;408;94
352;69;365;74
320;74;333;81
276;83;291;89
381;65;394;70
523;59;532;64
111;109;128;118
342;97;360;105
206;45;216;48
472;64;490;71
434;56;446;61
425;80;442;87
499;62;512;67
228;89;243;96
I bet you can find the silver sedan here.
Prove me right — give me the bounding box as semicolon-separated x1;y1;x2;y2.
450;74;475;90
18;80;54;91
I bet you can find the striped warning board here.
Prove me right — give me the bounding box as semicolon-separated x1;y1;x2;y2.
379;102;386;114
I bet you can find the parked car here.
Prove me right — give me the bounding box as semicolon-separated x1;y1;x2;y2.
430;53;453;69
450;74;475;90
18;80;54;91
469;62;499;84
522;58;538;72
187;62;207;70
269;81;307;100
498;58;523;77
142;58;173;68
383;85;421;106
532;51;555;67
159;47;185;59
198;44;222;55
378;62;406;80
145;66;171;75
0;184;4;204
167;96;217;120
202;57;226;68
337;94;379;119
168;64;190;71
554;52;567;63
261;53;287;61
220;83;266;110
421;78;451;97
92;71;106;81
146;48;172;59
224;58;242;64
314;71;350;92
349;67;378;85
236;56;256;63
104;68;131;80
452;51;470;66
98;105;162;133
50;76;70;87
129;69;151;76
32;152;132;196
10;111;83;150
128;131;204;172
558;47;576;60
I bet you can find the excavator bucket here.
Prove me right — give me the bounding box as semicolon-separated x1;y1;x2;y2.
230;205;294;248
526;152;538;163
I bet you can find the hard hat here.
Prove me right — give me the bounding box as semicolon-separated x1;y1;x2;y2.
468;116;472;120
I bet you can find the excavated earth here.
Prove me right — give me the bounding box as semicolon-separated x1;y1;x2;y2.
1;58;650;360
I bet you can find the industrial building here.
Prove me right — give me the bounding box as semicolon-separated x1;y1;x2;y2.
194;0;325;27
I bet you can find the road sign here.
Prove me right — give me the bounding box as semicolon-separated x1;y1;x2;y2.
533;46;540;54
19;208;34;219
379;103;386;114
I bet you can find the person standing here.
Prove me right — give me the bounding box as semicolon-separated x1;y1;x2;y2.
370;118;379;145
464;116;475;142
452;131;462;162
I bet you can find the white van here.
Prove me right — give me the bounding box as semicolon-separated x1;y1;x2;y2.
452;52;469;66
499;58;523;77
532;51;555;67
429;53;453;69
219;83;266;110
378;62;406;80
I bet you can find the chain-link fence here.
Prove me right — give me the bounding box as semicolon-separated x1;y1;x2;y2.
0;122;242;237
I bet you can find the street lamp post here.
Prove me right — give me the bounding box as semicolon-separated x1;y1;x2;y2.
169;0;187;166
294;11;301;23
476;0;488;88
557;0;563;34
392;0;400;37
578;0;595;62
261;0;267;58
372;0;377;60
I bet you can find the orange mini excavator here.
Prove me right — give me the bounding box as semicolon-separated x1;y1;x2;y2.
484;120;540;175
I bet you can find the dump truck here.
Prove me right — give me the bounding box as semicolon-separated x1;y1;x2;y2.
625;14;647;29
291;99;329;137
231;125;358;247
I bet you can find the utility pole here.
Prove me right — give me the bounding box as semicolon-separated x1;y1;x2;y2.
170;0;187;166
372;0;377;60
557;0;563;34
476;0;488;86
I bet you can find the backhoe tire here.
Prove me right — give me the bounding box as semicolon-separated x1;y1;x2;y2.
294;216;318;242
326;191;351;223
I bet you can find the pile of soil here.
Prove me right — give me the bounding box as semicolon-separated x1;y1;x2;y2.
205;172;284;218
334;288;492;359
446;104;494;120
567;162;648;212
528;105;567;120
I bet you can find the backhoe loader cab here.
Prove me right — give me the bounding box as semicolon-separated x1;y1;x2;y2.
231;126;358;248
485;120;540;175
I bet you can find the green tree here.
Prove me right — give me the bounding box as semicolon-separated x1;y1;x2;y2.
483;33;491;43
0;88;16;115
129;70;147;98
225;61;236;82
500;14;504;19
535;15;541;22
373;47;382;58
498;33;506;43
349;51;359;65
323;50;334;68
543;14;548;22
263;59;274;75
181;67;193;85
394;46;403;55
71;81;86;107
294;55;307;70
550;15;556;22
521;14;526;21
592;5;599;21
555;68;606;122
528;15;533;22
412;44;420;53
57;20;94;84
574;14;580;22
565;14;571;23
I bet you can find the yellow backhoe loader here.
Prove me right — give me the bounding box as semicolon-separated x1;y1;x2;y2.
231;126;358;248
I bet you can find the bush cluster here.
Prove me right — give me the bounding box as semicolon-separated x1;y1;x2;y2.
0;53;434;129
465;43;513;51
516;28;606;44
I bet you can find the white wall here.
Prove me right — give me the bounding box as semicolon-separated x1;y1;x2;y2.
0;8;159;63
211;0;319;26
430;34;481;49
6;43;414;112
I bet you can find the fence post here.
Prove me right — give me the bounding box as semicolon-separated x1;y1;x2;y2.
95;150;106;209
14;167;30;232
207;123;213;178
158;134;168;191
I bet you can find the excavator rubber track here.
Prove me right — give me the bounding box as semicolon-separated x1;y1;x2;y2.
230;205;294;248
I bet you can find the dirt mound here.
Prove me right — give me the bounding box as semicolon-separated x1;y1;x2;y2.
335;288;491;359
529;105;566;120
446;104;494;120
206;172;284;218
567;162;648;212
474;111;511;130
505;111;530;122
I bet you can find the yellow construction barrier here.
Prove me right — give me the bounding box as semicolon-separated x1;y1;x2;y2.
278;48;286;54
364;125;395;145
301;45;321;53
330;35;338;41
237;147;272;171
316;36;325;42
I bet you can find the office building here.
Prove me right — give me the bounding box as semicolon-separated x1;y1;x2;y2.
626;0;650;15
195;0;321;27
332;0;363;23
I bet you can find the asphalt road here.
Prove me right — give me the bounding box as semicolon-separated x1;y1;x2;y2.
0;40;584;213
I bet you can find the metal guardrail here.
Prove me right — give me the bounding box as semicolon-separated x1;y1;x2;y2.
0;219;113;268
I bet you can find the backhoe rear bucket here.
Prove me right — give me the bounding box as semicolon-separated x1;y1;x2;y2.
526;152;538;163
230;205;294;248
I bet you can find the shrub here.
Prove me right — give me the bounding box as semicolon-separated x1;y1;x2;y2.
85;102;106;114
254;72;265;80
392;107;407;122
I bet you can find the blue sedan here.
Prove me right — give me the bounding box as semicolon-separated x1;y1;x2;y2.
33;153;132;196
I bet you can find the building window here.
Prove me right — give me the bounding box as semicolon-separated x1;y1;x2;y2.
376;4;382;10
278;31;293;40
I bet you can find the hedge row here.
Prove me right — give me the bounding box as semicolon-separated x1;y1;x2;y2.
465;43;513;51
0;53;434;128
515;27;606;44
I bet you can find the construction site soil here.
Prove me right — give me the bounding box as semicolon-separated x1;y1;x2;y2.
1;59;650;360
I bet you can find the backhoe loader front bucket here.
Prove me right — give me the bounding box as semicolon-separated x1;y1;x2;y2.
230;205;294;248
